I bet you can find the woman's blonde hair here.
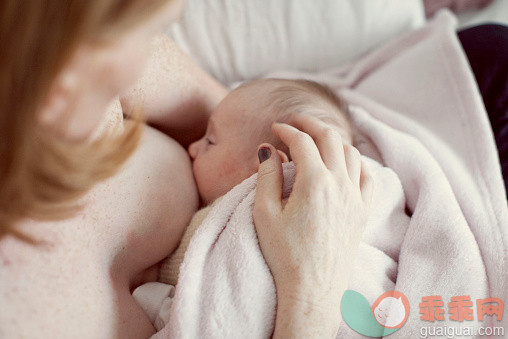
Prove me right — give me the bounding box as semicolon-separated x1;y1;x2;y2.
0;0;173;242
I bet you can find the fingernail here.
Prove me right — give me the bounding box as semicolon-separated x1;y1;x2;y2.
258;147;271;163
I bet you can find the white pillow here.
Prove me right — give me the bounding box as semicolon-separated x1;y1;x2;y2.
168;0;425;86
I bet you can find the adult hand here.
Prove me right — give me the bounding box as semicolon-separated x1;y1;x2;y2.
253;114;373;338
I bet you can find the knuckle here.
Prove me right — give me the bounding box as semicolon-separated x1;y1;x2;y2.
253;198;274;217
258;164;278;178
344;144;360;158
312;169;332;186
350;145;360;155
299;164;327;183
295;131;313;144
289;131;313;151
321;127;341;140
252;203;267;222
300;172;316;187
253;205;277;229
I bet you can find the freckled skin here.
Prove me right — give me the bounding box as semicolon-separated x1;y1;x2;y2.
0;127;199;338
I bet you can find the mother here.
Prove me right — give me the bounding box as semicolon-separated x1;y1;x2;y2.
0;0;372;337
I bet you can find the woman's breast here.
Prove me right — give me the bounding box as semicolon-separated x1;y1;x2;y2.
93;125;199;279
0;125;199;337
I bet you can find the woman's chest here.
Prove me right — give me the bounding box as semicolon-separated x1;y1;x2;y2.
0;127;199;337
0;225;116;337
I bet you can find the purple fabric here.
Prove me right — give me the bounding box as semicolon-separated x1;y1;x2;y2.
458;24;508;198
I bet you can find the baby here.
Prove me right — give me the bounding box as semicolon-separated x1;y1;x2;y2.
160;78;354;281
189;78;353;206
133;78;355;330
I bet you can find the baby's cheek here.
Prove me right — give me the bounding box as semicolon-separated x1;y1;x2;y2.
218;157;255;186
219;159;239;179
192;157;225;200
196;151;255;203
194;161;211;187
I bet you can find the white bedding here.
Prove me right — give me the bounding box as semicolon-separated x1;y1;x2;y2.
455;0;508;28
167;0;425;86
167;0;508;86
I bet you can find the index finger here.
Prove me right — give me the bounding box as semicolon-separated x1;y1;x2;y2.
289;114;348;175
271;122;325;178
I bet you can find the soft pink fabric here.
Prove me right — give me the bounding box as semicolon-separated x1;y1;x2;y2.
154;11;507;338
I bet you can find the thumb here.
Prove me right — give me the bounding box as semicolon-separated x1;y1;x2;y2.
254;143;283;219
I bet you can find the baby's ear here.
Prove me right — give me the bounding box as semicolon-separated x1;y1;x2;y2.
277;149;289;163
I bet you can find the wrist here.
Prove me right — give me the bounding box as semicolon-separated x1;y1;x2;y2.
274;288;342;338
272;262;355;338
277;281;344;316
277;278;347;332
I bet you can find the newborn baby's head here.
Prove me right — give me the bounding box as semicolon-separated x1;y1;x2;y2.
188;78;353;205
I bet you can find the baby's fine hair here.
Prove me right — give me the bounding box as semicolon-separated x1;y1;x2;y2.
236;78;353;159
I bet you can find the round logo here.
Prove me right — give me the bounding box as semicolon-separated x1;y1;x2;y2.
371;291;410;329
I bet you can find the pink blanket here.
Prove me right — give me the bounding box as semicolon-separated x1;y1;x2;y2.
155;11;507;338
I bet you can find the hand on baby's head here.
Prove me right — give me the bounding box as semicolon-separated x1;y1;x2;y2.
188;78;353;206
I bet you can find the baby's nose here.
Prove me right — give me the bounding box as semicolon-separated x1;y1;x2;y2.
188;141;198;160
